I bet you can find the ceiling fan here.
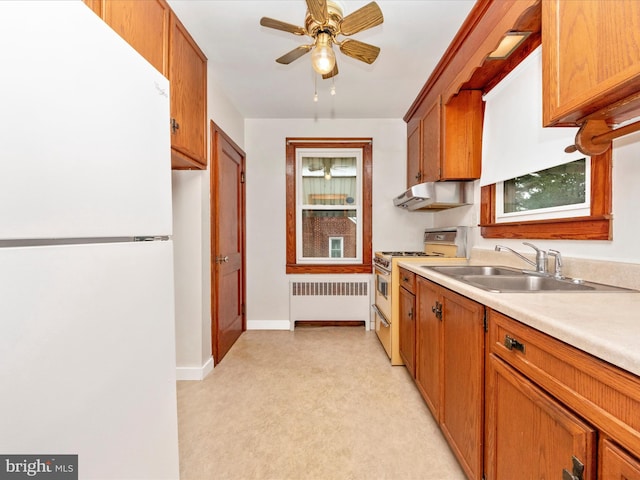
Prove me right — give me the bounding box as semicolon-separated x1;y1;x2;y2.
259;0;384;79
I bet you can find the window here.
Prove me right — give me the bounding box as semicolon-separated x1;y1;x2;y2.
329;237;344;258
286;138;372;274
496;158;590;222
480;150;612;240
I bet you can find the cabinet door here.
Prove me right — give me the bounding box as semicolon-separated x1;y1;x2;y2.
415;277;441;419
406;118;422;187
442;90;483;180
542;0;640;126
601;439;640;480
421;98;441;182
440;288;485;480
169;13;207;169
399;286;416;378
102;0;169;75
485;354;597;480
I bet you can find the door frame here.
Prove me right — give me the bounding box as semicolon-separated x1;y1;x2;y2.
210;120;246;364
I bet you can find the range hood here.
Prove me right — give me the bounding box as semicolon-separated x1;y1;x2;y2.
393;182;469;211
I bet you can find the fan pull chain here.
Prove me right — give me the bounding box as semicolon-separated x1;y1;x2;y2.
330;77;336;96
313;73;318;102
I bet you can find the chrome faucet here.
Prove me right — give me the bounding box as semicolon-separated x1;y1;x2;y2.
495;242;548;273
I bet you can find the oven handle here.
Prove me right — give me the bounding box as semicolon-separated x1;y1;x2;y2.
372;304;390;327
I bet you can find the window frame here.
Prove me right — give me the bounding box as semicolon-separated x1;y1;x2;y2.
479;150;612;240
286;138;373;274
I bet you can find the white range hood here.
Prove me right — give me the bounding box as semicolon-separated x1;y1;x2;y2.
393;182;469;211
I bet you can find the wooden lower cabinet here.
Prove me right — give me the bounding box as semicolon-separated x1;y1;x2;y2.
415;277;484;480
398;285;416;378
485;354;597;480
601;439;640;479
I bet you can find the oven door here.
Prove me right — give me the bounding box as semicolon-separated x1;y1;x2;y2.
374;267;392;358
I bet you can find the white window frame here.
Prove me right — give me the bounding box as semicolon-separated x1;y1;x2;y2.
329;237;344;258
495;158;591;223
295;148;362;264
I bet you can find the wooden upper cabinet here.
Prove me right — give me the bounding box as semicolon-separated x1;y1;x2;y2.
169;13;208;169
409;90;483;185
102;0;169;75
542;0;640;127
406;117;421;187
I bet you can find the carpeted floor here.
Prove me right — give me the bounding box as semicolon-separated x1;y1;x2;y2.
177;326;466;480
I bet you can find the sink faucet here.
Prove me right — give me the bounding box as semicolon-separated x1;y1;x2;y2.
495;242;548;273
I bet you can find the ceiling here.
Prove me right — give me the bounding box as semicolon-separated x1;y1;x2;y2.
166;0;476;119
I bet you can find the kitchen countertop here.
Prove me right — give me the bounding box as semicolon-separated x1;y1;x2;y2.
398;260;640;378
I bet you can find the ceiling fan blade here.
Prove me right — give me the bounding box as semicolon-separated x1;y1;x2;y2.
260;17;306;36
305;0;328;25
339;39;380;64
322;61;339;79
339;2;384;36
276;45;312;64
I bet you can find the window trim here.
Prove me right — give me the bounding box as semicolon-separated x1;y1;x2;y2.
479;150;612;240
286;138;373;274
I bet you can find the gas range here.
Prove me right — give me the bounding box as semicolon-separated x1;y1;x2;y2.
374;251;442;272
373;227;469;365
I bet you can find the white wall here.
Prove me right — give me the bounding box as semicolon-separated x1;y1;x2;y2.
244;118;436;328
173;67;245;377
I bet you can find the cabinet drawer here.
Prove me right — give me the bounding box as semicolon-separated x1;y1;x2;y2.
488;309;640;459
399;267;416;293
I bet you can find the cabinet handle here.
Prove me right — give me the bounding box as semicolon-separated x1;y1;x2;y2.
504;335;525;353
431;301;442;320
562;456;584;480
170;117;180;134
415;171;422;181
408;308;413;319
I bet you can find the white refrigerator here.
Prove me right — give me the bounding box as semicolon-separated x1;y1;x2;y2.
0;2;179;478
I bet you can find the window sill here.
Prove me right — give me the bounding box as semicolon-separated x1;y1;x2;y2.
286;263;373;274
479;215;611;240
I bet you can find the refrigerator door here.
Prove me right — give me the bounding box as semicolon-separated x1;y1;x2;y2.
0;2;172;240
0;241;179;478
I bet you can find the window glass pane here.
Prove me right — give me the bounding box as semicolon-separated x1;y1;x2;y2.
302;209;357;259
301;157;357;206
329;237;343;258
503;159;586;213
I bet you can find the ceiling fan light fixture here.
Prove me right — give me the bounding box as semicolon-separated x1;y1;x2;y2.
311;32;336;75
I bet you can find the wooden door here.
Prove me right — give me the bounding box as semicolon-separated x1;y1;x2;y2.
485;354;597;480
169;12;207;168
440;289;485;480
601;439;640;480
398;286;416;378
421;97;441;182
211;122;245;364
406;117;422;187
542;0;640;126
415;277;442;419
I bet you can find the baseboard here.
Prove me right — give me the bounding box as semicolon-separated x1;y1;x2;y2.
176;356;214;381
246;319;290;330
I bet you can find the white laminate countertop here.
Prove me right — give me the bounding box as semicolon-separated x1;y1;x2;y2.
398;260;640;378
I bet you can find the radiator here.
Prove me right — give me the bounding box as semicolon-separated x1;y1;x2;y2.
289;277;371;331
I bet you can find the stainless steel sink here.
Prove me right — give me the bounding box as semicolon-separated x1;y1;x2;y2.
460;275;595;292
427;265;523;276
422;265;635;293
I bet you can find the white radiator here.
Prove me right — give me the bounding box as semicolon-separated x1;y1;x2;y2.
289;276;371;331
